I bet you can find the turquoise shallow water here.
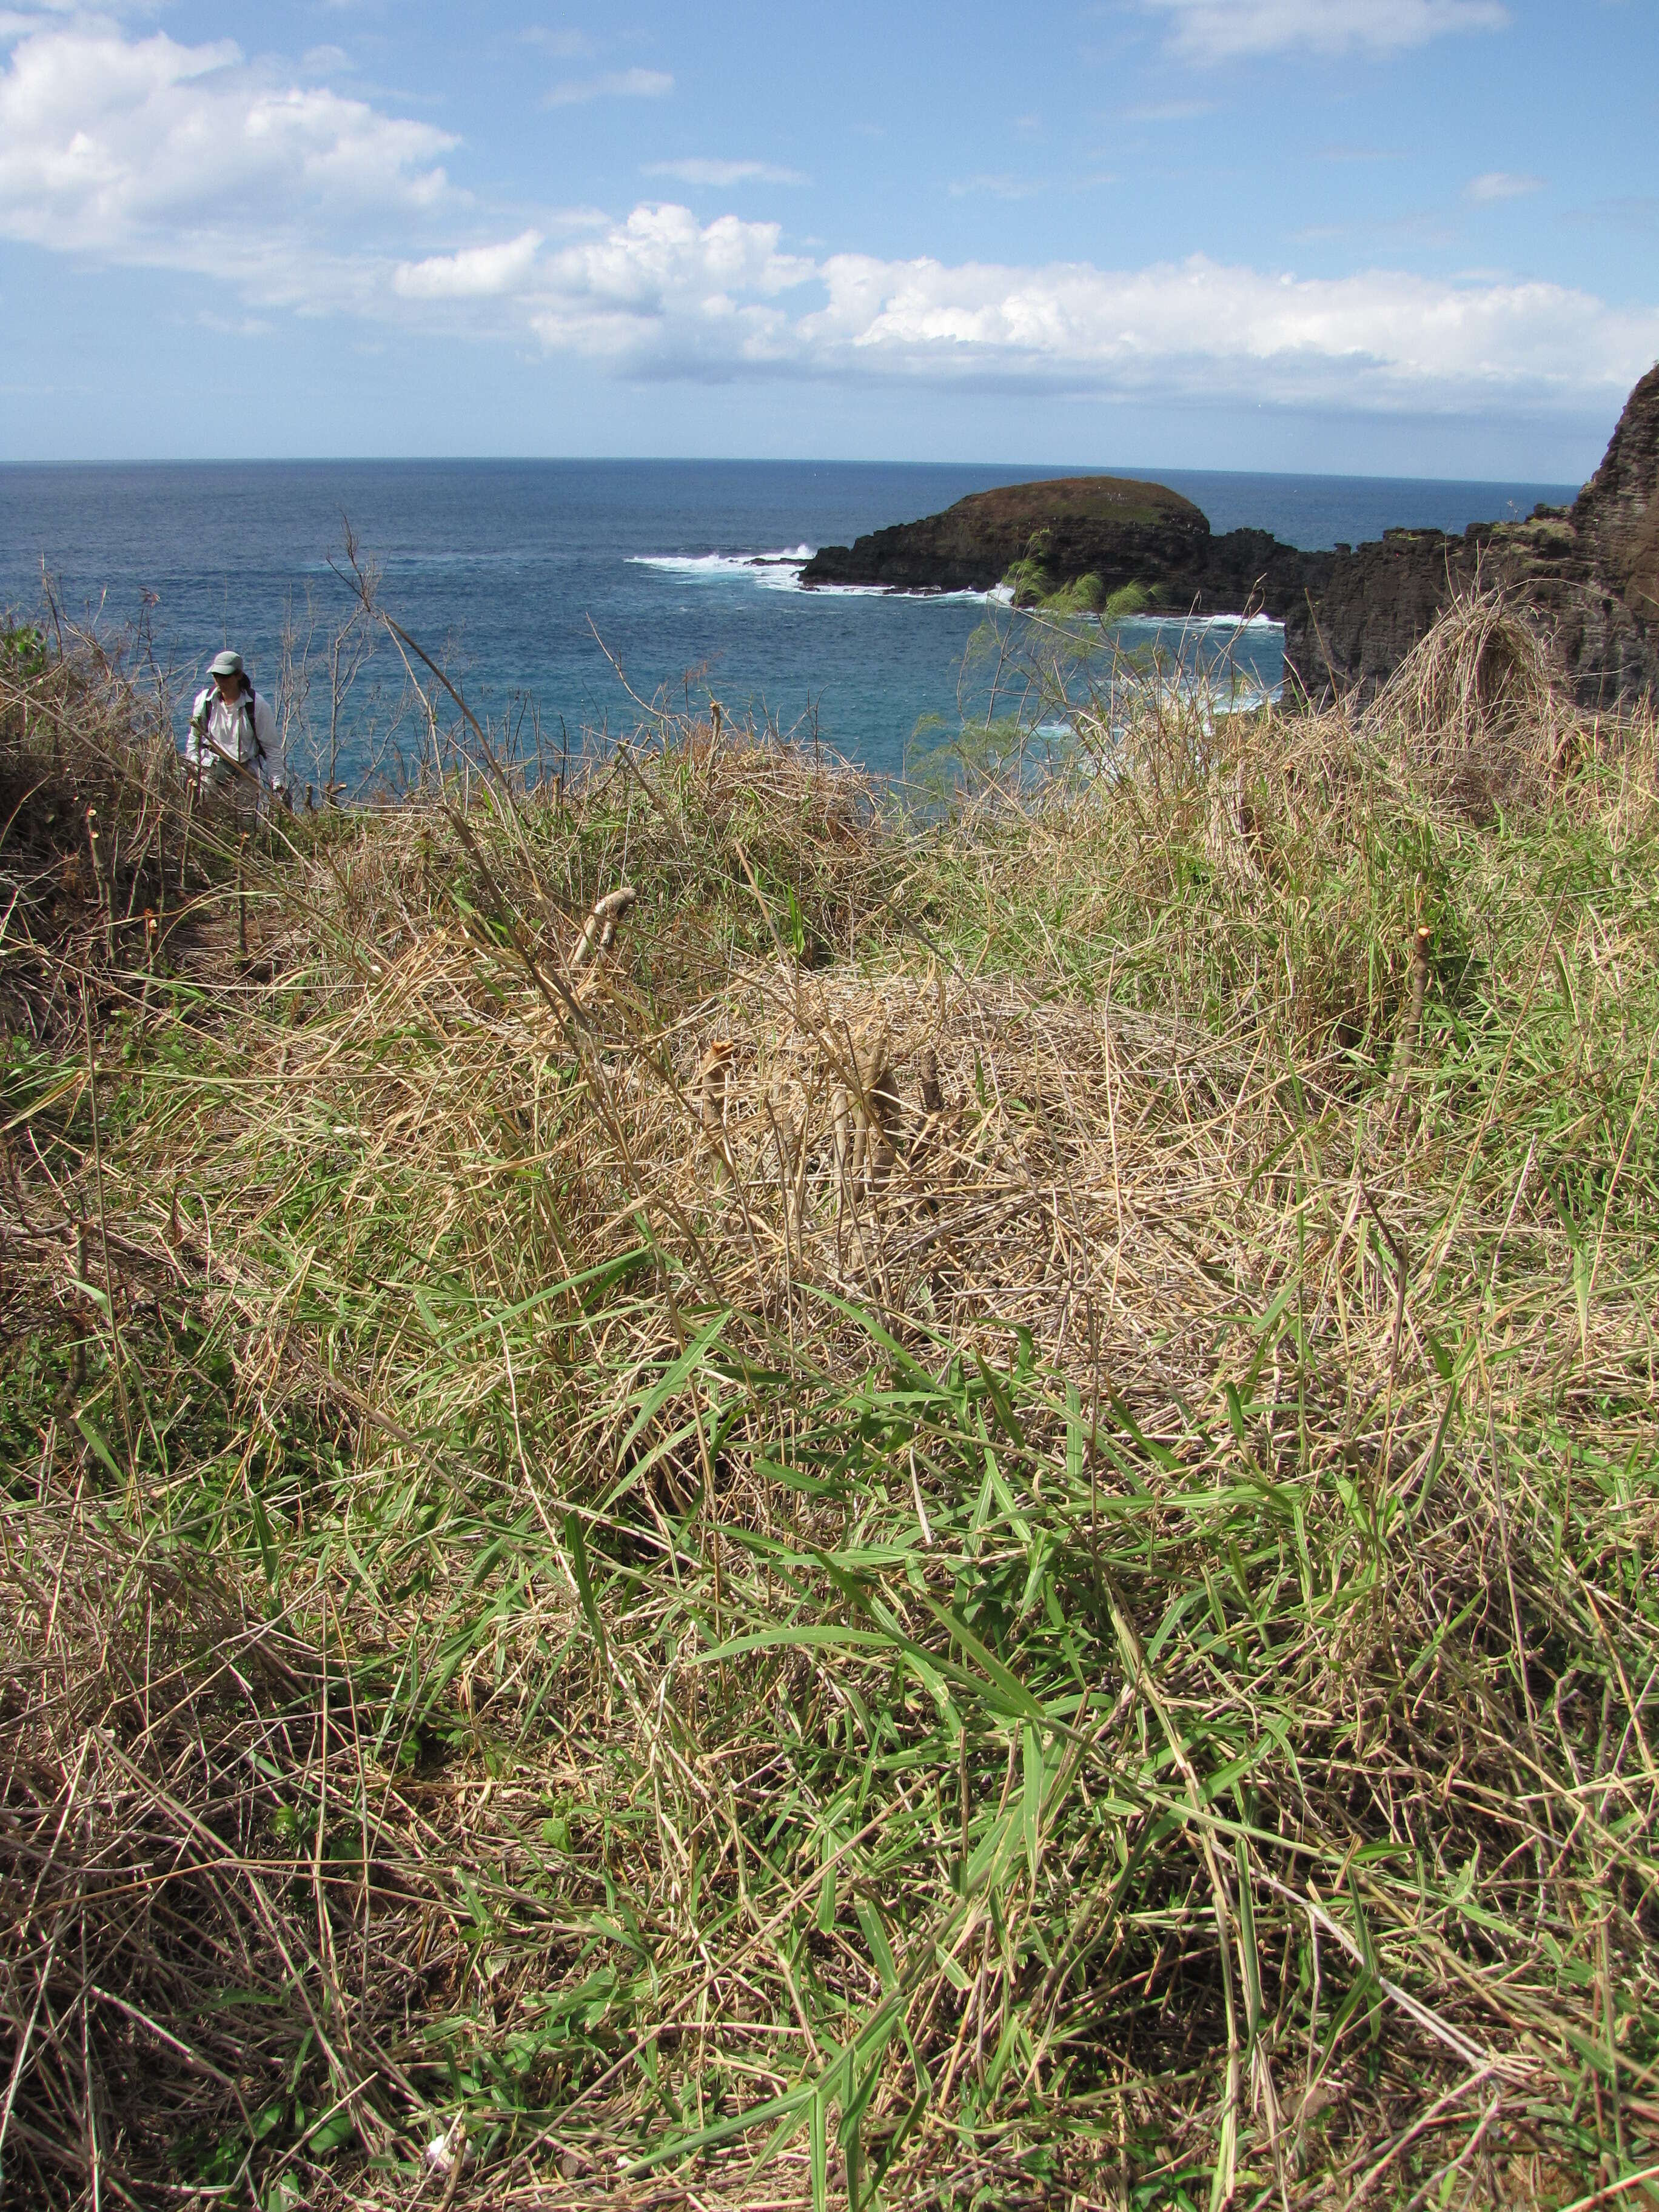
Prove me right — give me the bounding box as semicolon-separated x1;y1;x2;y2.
0;458;1577;783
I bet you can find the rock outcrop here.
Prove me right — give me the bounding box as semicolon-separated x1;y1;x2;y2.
801;475;1332;618
802;476;1204;595
1284;364;1659;709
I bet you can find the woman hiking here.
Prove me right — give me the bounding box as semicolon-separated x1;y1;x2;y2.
185;649;288;814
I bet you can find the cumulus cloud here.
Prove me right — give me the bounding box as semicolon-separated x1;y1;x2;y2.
643;158;806;187
0;21;454;303
509;217;1658;414
794;252;1655;409
1142;0;1509;61
395;229;543;299
1467;170;1544;203
545;67;671;107
526;203;813;363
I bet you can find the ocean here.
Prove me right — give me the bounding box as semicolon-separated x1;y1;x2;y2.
0;459;1580;786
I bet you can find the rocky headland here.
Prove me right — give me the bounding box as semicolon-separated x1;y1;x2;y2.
801;364;1659;709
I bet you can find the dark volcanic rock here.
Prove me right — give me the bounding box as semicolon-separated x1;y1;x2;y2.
1195;527;1333;623
1285;364;1659;709
801;475;1332;617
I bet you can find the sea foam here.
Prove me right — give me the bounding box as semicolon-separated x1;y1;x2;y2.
628;552;1016;606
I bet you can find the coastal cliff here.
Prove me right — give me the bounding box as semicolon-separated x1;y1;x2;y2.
802;366;1659;712
1284;364;1659;708
801;474;1332;618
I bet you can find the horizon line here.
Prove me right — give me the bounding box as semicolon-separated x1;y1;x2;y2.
0;454;1587;489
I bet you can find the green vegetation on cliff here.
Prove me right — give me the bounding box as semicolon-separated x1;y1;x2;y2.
1001;560;1158;617
4;594;1658;2211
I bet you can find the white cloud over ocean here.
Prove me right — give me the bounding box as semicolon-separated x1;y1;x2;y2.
395;230;544;300
422;214;1657;414
796;251;1654;408
644;158;808;188
545;67;672;108
1467;170;1545;204
1142;0;1510;62
3;15;1654;423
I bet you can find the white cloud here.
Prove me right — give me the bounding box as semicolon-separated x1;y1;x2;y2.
798;253;1654;407
513;217;1658;415
0;2;96;27
545;66;671;107
395;228;543;298
1143;0;1509;61
643;158;806;187
1467;170;1544;203
526;202;813;362
0;22;455;303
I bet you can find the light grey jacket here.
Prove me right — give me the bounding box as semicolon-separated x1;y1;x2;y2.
186;683;286;793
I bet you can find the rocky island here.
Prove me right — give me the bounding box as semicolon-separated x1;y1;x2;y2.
801;472;1330;618
801;363;1659;709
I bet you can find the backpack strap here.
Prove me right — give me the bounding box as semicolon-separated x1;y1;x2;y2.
242;685;267;765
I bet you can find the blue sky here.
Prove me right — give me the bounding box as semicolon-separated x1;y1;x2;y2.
1;0;1655;474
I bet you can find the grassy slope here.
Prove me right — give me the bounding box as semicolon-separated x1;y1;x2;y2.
946;478;1206;533
2;610;1658;2212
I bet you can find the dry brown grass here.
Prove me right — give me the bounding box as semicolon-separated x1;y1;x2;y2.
1374;587;1570;819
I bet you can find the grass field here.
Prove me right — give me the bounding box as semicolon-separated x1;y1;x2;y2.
2;595;1657;2211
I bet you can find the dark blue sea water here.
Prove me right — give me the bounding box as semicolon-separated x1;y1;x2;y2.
0;460;1579;785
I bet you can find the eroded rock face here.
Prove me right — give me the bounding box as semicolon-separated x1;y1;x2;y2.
1195;528;1333;624
1284;364;1659;709
1573;361;1659;665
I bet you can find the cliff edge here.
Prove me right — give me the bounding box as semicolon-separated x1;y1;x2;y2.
1284;364;1659;709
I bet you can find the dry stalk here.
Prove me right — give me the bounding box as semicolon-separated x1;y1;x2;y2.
569;883;638;970
1385;923;1434;1121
